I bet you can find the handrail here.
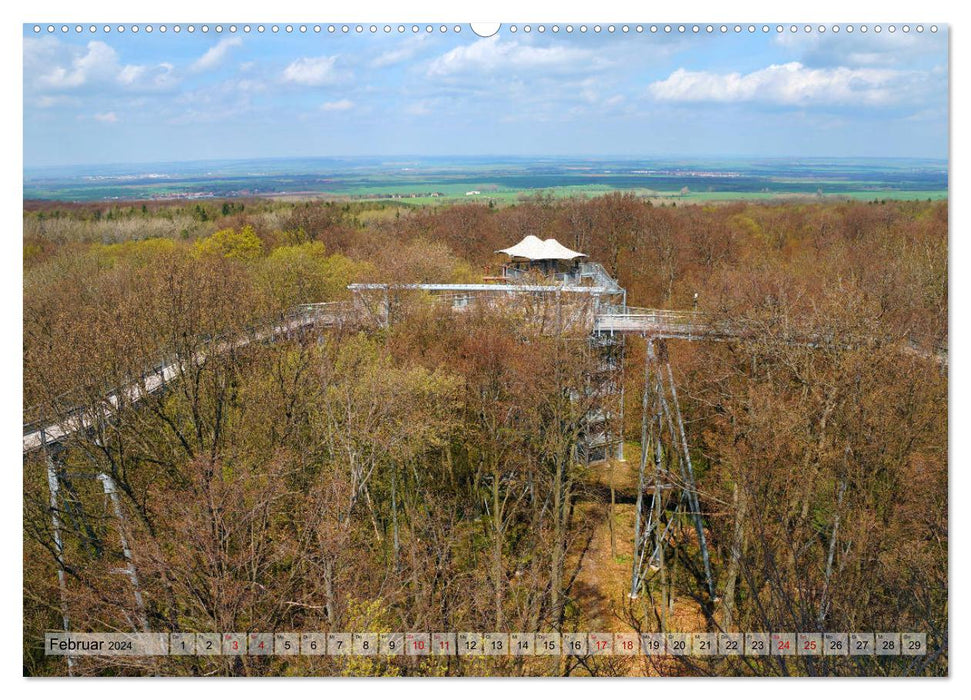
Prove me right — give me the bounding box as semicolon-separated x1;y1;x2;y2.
23;303;350;452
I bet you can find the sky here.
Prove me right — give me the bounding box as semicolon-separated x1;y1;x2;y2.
22;24;949;168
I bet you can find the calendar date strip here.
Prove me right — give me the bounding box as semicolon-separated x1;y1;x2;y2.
45;631;927;657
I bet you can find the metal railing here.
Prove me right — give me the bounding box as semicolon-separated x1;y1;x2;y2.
23;302;353;453
595;307;723;338
579;262;624;292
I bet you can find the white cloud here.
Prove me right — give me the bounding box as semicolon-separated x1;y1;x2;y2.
124;62;177;91
37;40;118;89
192;37;243;72
321;99;354;112
370;36;427;68
117;64;145;85
93;111;117;123
649;62;920;106
572;78;626;112
282;56;343;86
26;38;178;93
427;36;599;77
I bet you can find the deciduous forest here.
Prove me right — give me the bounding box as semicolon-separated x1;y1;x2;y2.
22;194;947;676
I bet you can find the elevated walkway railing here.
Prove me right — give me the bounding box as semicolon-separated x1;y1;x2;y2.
23;302;354;453
578;262;624;293
595;307;721;337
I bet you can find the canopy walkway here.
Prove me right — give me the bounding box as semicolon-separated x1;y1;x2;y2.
22;289;944;454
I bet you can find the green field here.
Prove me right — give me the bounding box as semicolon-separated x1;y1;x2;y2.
24;156;948;204
353;186;948;207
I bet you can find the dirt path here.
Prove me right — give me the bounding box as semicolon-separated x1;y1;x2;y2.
567;447;709;635
566;453;640;632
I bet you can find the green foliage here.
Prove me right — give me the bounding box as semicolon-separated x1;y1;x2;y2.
23;243;43;265
729;213;763;239
193;225;263;261
259;241;375;308
93;237;180;266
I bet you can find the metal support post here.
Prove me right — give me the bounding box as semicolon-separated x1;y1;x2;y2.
43;433;74;675
98;473;150;632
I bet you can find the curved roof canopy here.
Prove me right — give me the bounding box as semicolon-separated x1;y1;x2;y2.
496;235;587;261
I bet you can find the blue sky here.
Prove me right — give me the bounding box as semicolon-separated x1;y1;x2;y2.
23;24;949;167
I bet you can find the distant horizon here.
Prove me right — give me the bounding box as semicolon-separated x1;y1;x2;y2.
24;153;949;176
23;153;948;203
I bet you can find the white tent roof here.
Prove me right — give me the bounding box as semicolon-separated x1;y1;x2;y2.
496;236;587;261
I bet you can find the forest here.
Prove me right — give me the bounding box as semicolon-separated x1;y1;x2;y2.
22;194;948;676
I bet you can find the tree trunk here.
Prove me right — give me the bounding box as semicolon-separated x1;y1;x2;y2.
493;458;504;629
609;459;617;559
550;453;564;627
391;466;400;566
721;481;747;630
323;558;336;625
